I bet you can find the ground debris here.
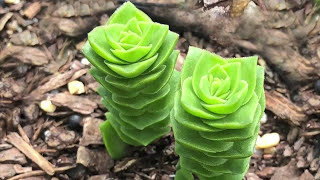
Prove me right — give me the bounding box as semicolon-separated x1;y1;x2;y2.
271;160;301;180
114;158;137;173
45;126;78;150
88;174;109;180
49;92;98;114
6;133;55;175
26;69;77;101
57;17;99;37
52;0;115;17
0;45;48;66
76;146;114;173
23;1;42;19
80;117;104;146
265;90;307;125
0;12;13;31
0;148;27;165
0;164;16;179
10;30;39;46
299;170;314;180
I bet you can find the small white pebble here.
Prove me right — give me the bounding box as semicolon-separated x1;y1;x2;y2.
5;0;20;4
44;130;51;141
81;58;90;65
256;132;280;149
40;100;56;113
260;113;267;124
68;80;85;95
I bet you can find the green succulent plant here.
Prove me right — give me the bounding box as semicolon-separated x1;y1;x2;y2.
172;47;265;180
82;2;179;159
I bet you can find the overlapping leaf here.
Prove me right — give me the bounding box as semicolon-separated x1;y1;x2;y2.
82;2;179;159
173;47;265;180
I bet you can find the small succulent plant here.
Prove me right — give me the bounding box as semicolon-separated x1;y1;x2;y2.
172;47;265;180
82;2;179;159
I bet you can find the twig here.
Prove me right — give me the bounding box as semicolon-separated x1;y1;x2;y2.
8;165;75;180
17;124;30;144
6;132;55;175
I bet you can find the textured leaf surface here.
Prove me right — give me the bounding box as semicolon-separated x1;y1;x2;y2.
82;1;179;159
172;47;265;179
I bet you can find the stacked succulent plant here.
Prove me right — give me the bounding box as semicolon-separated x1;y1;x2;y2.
82;2;179;159
172;47;265;180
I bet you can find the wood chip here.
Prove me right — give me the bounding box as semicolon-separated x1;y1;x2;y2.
49;92;98;114
6;133;55;175
26;70;76;101
0;12;13;31
265;91;307;125
0;45;48;66
24;2;42;19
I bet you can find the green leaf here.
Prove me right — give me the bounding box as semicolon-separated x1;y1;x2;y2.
228;56;258;104
147;31;179;71
204;125;260;158
142;23;169;59
104;24;126;50
111;45;152;62
112;83;170;109
199;105;261;141
175;143;228;166
172;118;233;153
192;49;227;101
201;80;248;114
84;42;124;79
108;112;170;146
100;120;129;159
174;91;223;132
123;18;142;36
107;1;152;25
88;26;128;65
120;108;170;130
105;54;158;78
181;77;226;120
175;168;194;180
179;156;224;177
202;93;259;129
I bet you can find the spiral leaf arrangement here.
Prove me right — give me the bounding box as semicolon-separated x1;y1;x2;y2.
172;47;265;180
82;2;179;159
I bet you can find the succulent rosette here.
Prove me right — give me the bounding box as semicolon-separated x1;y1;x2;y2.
82;2;179;159
172;47;265;180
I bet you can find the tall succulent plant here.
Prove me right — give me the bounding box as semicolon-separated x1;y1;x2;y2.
172;47;265;180
82;2;179;159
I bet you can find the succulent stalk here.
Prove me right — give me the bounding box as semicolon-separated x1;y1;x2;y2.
82;2;179;159
172;47;265;180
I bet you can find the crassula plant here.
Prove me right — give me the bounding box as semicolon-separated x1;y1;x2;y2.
172;47;265;180
82;2;179;159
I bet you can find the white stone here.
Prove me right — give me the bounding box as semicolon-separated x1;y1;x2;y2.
81;58;90;65
5;0;20;4
40;100;56;113
256;133;280;149
260;113;267;124
68;80;85;95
